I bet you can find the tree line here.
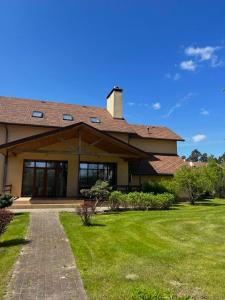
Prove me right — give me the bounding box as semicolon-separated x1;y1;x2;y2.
181;149;225;164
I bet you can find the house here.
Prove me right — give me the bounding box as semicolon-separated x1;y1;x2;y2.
0;87;185;198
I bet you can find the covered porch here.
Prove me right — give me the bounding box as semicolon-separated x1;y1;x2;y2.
0;122;147;200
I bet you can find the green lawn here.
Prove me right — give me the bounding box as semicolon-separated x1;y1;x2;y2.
60;199;225;300
0;213;29;300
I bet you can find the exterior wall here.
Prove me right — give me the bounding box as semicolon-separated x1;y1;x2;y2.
6;124;52;142
108;132;129;143
0;123;53;194
107;90;123;118
0;122;178;196
129;138;177;154
5;138;128;197
0;125;7;193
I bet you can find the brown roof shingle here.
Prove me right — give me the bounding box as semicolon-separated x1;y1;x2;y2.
0;96;135;133
0;96;184;141
131;124;184;141
129;154;185;175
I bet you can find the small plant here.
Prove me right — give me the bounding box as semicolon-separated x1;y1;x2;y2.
132;287;190;300
80;180;112;210
0;209;14;236
0;194;13;209
77;203;94;226
108;191;123;210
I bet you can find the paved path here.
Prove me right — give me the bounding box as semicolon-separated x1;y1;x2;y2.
4;211;87;300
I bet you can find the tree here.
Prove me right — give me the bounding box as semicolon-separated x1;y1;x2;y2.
174;166;206;204
218;152;225;164
202;159;225;198
199;152;208;162
187;149;202;162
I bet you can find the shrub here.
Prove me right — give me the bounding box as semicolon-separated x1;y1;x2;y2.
108;191;123;210
77;203;94;226
108;192;175;211
143;181;169;194
127;192;140;209
0;194;13;209
0;209;14;236
132;287;190;300
80;180;112;210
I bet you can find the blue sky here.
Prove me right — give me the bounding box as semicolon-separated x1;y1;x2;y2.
0;1;224;157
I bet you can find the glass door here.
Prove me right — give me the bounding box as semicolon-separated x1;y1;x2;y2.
22;160;68;197
34;168;45;197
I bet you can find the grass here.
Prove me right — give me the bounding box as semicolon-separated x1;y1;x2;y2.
0;213;29;300
60;199;225;300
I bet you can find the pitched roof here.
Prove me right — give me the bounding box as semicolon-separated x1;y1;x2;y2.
131;124;184;141
0;96;135;133
0;122;148;159
0;96;184;141
129;154;185;175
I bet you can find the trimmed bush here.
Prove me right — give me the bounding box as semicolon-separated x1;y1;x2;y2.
108;191;123;210
0;194;13;209
0;209;14;236
132;287;190;300
80;180;111;209
108;192;175;211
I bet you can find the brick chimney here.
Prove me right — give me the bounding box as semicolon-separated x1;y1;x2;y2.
106;86;123;119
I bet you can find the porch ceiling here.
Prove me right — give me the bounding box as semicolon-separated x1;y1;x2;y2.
0;122;148;159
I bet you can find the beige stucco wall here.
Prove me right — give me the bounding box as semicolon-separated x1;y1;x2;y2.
5;138;128;197
0;124;53;194
129;138;177;154
108;132;129;143
107;90;123;119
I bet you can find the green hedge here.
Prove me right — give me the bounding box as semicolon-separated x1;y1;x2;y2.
108;191;175;211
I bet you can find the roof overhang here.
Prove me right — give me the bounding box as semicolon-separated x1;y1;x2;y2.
129;154;185;175
0;122;148;159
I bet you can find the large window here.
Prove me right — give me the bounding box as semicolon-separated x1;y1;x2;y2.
79;162;116;188
22;160;68;197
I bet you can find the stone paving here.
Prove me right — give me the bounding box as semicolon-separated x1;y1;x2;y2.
4;211;87;300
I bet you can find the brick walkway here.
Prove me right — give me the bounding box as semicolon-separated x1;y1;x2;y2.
4;211;87;300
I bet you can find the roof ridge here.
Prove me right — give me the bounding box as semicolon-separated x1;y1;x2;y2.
0;95;107;111
131;123;167;128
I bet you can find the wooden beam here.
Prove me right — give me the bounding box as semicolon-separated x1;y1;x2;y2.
89;138;103;147
56;136;76;151
10;149;138;158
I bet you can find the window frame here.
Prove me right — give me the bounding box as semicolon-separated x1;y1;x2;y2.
90;117;101;123
63;114;74;121
79;161;117;188
21;159;68;197
32;111;44;118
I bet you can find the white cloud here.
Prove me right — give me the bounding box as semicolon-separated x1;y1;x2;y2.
200;109;210;116
192;134;206;142
180;60;197;71
152;102;161;110
127;102;135;106
165;72;181;81
184;46;223;68
164;92;194;118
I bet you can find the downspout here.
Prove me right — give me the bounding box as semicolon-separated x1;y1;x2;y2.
2;125;9;189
